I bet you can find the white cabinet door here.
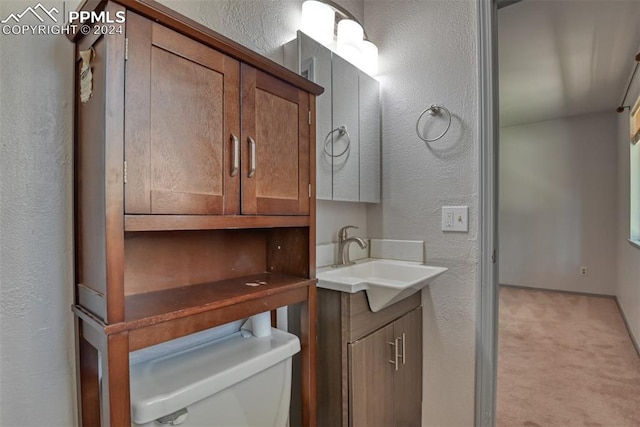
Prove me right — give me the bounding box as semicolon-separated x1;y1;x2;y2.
332;54;360;201
298;32;333;200
359;71;381;203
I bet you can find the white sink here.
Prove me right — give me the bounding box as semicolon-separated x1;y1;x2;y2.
317;259;447;312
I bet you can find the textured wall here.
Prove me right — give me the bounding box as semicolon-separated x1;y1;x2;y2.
158;0;302;64
332;0;364;23
616;60;640;346
499;112;619;296
0;1;79;425
364;1;478;425
316;200;367;245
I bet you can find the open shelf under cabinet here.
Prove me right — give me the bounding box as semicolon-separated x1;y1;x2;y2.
124;214;311;231
75;272;315;351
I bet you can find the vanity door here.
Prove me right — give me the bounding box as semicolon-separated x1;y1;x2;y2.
393;307;423;426
349;321;395;427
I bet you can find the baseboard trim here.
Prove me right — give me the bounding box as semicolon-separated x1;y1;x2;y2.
499;283;615;299
499;283;640;358
614;296;640;358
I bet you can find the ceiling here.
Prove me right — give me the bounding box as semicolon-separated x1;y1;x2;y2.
498;0;640;127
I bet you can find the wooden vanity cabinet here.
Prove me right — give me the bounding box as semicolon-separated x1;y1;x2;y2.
317;290;423;427
71;1;323;426
350;307;422;427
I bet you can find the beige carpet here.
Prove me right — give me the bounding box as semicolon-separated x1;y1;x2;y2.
497;286;640;427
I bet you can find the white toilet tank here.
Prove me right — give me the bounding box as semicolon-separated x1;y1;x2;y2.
129;327;300;426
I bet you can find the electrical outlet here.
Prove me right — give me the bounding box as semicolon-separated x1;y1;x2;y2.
445;211;454;227
580;266;588;276
442;206;469;232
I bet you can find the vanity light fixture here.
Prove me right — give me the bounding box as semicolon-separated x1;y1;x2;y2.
360;40;379;76
336;19;364;67
300;0;379;76
300;0;335;46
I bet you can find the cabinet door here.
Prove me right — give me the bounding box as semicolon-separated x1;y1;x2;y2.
240;64;310;215
358;71;381;203
349;322;395;427
298;32;333;201
394;308;423;426
331;54;360;201
124;13;240;215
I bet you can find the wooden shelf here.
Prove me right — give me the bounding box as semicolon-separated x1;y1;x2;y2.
74;273;315;351
124;272;311;327
125;214;310;231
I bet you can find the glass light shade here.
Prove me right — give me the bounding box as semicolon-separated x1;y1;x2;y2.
337;19;364;47
337;19;364;67
360;40;378;76
301;1;335;46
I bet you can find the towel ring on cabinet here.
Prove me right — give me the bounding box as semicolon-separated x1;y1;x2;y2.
324;126;351;157
416;104;452;142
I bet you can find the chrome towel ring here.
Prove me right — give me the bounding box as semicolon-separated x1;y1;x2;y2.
324;126;351;157
416;104;452;142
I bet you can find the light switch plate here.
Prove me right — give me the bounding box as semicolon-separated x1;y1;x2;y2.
442;206;469;232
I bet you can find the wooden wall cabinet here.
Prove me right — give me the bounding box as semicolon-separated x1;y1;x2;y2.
71;1;323;426
124;15;310;217
317;290;423;427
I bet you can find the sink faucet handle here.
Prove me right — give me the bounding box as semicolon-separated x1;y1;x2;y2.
338;225;359;240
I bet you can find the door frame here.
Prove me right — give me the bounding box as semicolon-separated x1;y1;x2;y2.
475;0;499;426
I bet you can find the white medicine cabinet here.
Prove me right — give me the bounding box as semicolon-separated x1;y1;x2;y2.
284;31;381;203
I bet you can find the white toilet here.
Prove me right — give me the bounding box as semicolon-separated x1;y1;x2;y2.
129;325;300;426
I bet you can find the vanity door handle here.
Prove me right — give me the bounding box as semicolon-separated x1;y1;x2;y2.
398;333;406;365
388;338;399;371
230;134;239;177
248;136;256;178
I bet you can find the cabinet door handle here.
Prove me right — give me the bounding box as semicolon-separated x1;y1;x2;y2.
388;339;399;371
248;137;256;178
230;134;239;177
399;333;406;365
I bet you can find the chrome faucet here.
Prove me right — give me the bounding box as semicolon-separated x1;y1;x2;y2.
336;225;368;266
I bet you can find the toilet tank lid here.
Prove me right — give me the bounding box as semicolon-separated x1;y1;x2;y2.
129;328;300;425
